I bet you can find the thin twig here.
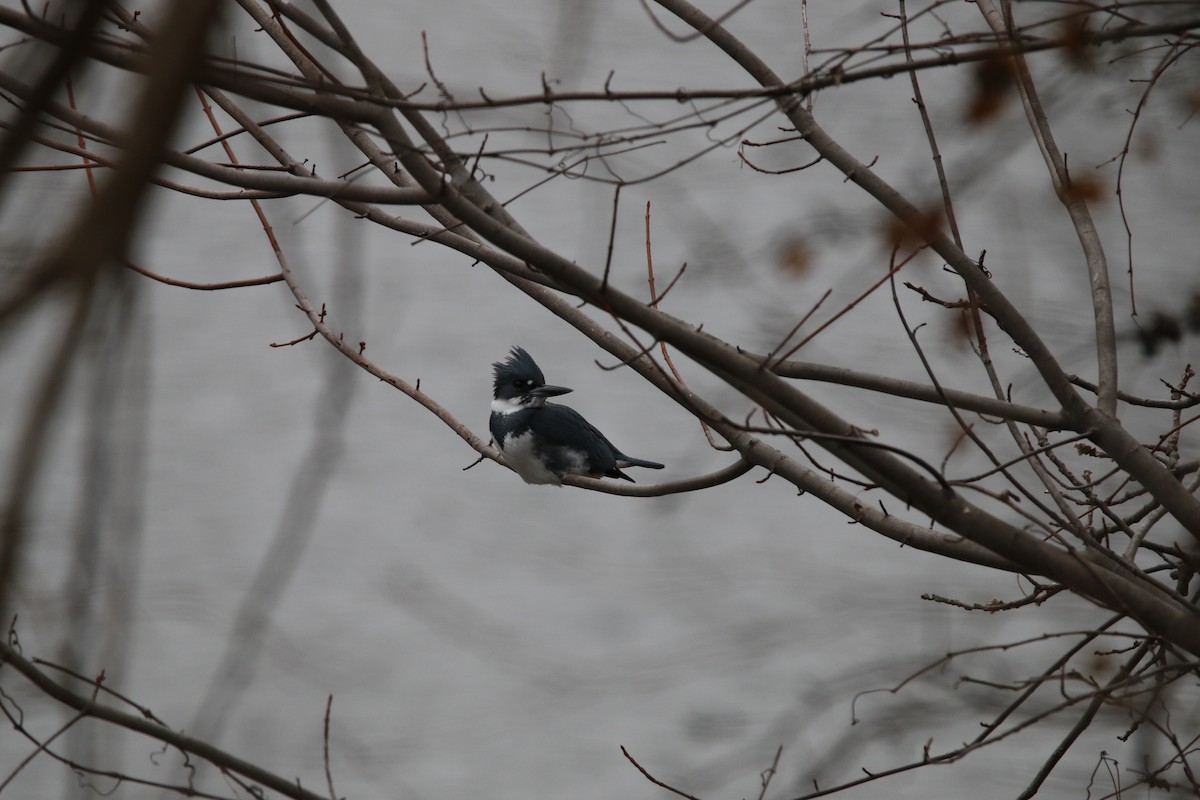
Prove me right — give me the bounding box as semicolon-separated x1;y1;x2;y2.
620;746;702;800
323;695;338;800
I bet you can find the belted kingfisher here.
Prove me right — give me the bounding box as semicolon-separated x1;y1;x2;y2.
490;346;665;485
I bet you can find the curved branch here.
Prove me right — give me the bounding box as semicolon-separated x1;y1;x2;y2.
564;458;753;496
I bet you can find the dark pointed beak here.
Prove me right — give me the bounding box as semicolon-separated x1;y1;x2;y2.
532;384;572;398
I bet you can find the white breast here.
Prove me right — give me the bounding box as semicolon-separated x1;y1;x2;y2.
499;430;564;486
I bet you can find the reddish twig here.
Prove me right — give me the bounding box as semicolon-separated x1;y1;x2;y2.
645;200;731;452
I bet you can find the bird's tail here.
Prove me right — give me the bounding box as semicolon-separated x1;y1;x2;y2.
617;456;665;470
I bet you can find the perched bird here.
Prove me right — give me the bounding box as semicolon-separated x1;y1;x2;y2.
490;346;665;485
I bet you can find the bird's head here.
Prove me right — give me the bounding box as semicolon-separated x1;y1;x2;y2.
491;346;573;407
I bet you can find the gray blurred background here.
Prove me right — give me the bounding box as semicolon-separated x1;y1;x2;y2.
2;1;1198;798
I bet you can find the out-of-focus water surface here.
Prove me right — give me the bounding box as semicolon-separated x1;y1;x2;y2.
1;2;1198;799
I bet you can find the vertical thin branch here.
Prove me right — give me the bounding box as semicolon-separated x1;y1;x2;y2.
1108;40;1190;317
977;0;1118;418
602;183;622;291
801;0;812;111
897;0;960;246
323;695;338;800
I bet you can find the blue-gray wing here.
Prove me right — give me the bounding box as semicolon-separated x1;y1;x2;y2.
529;404;621;476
